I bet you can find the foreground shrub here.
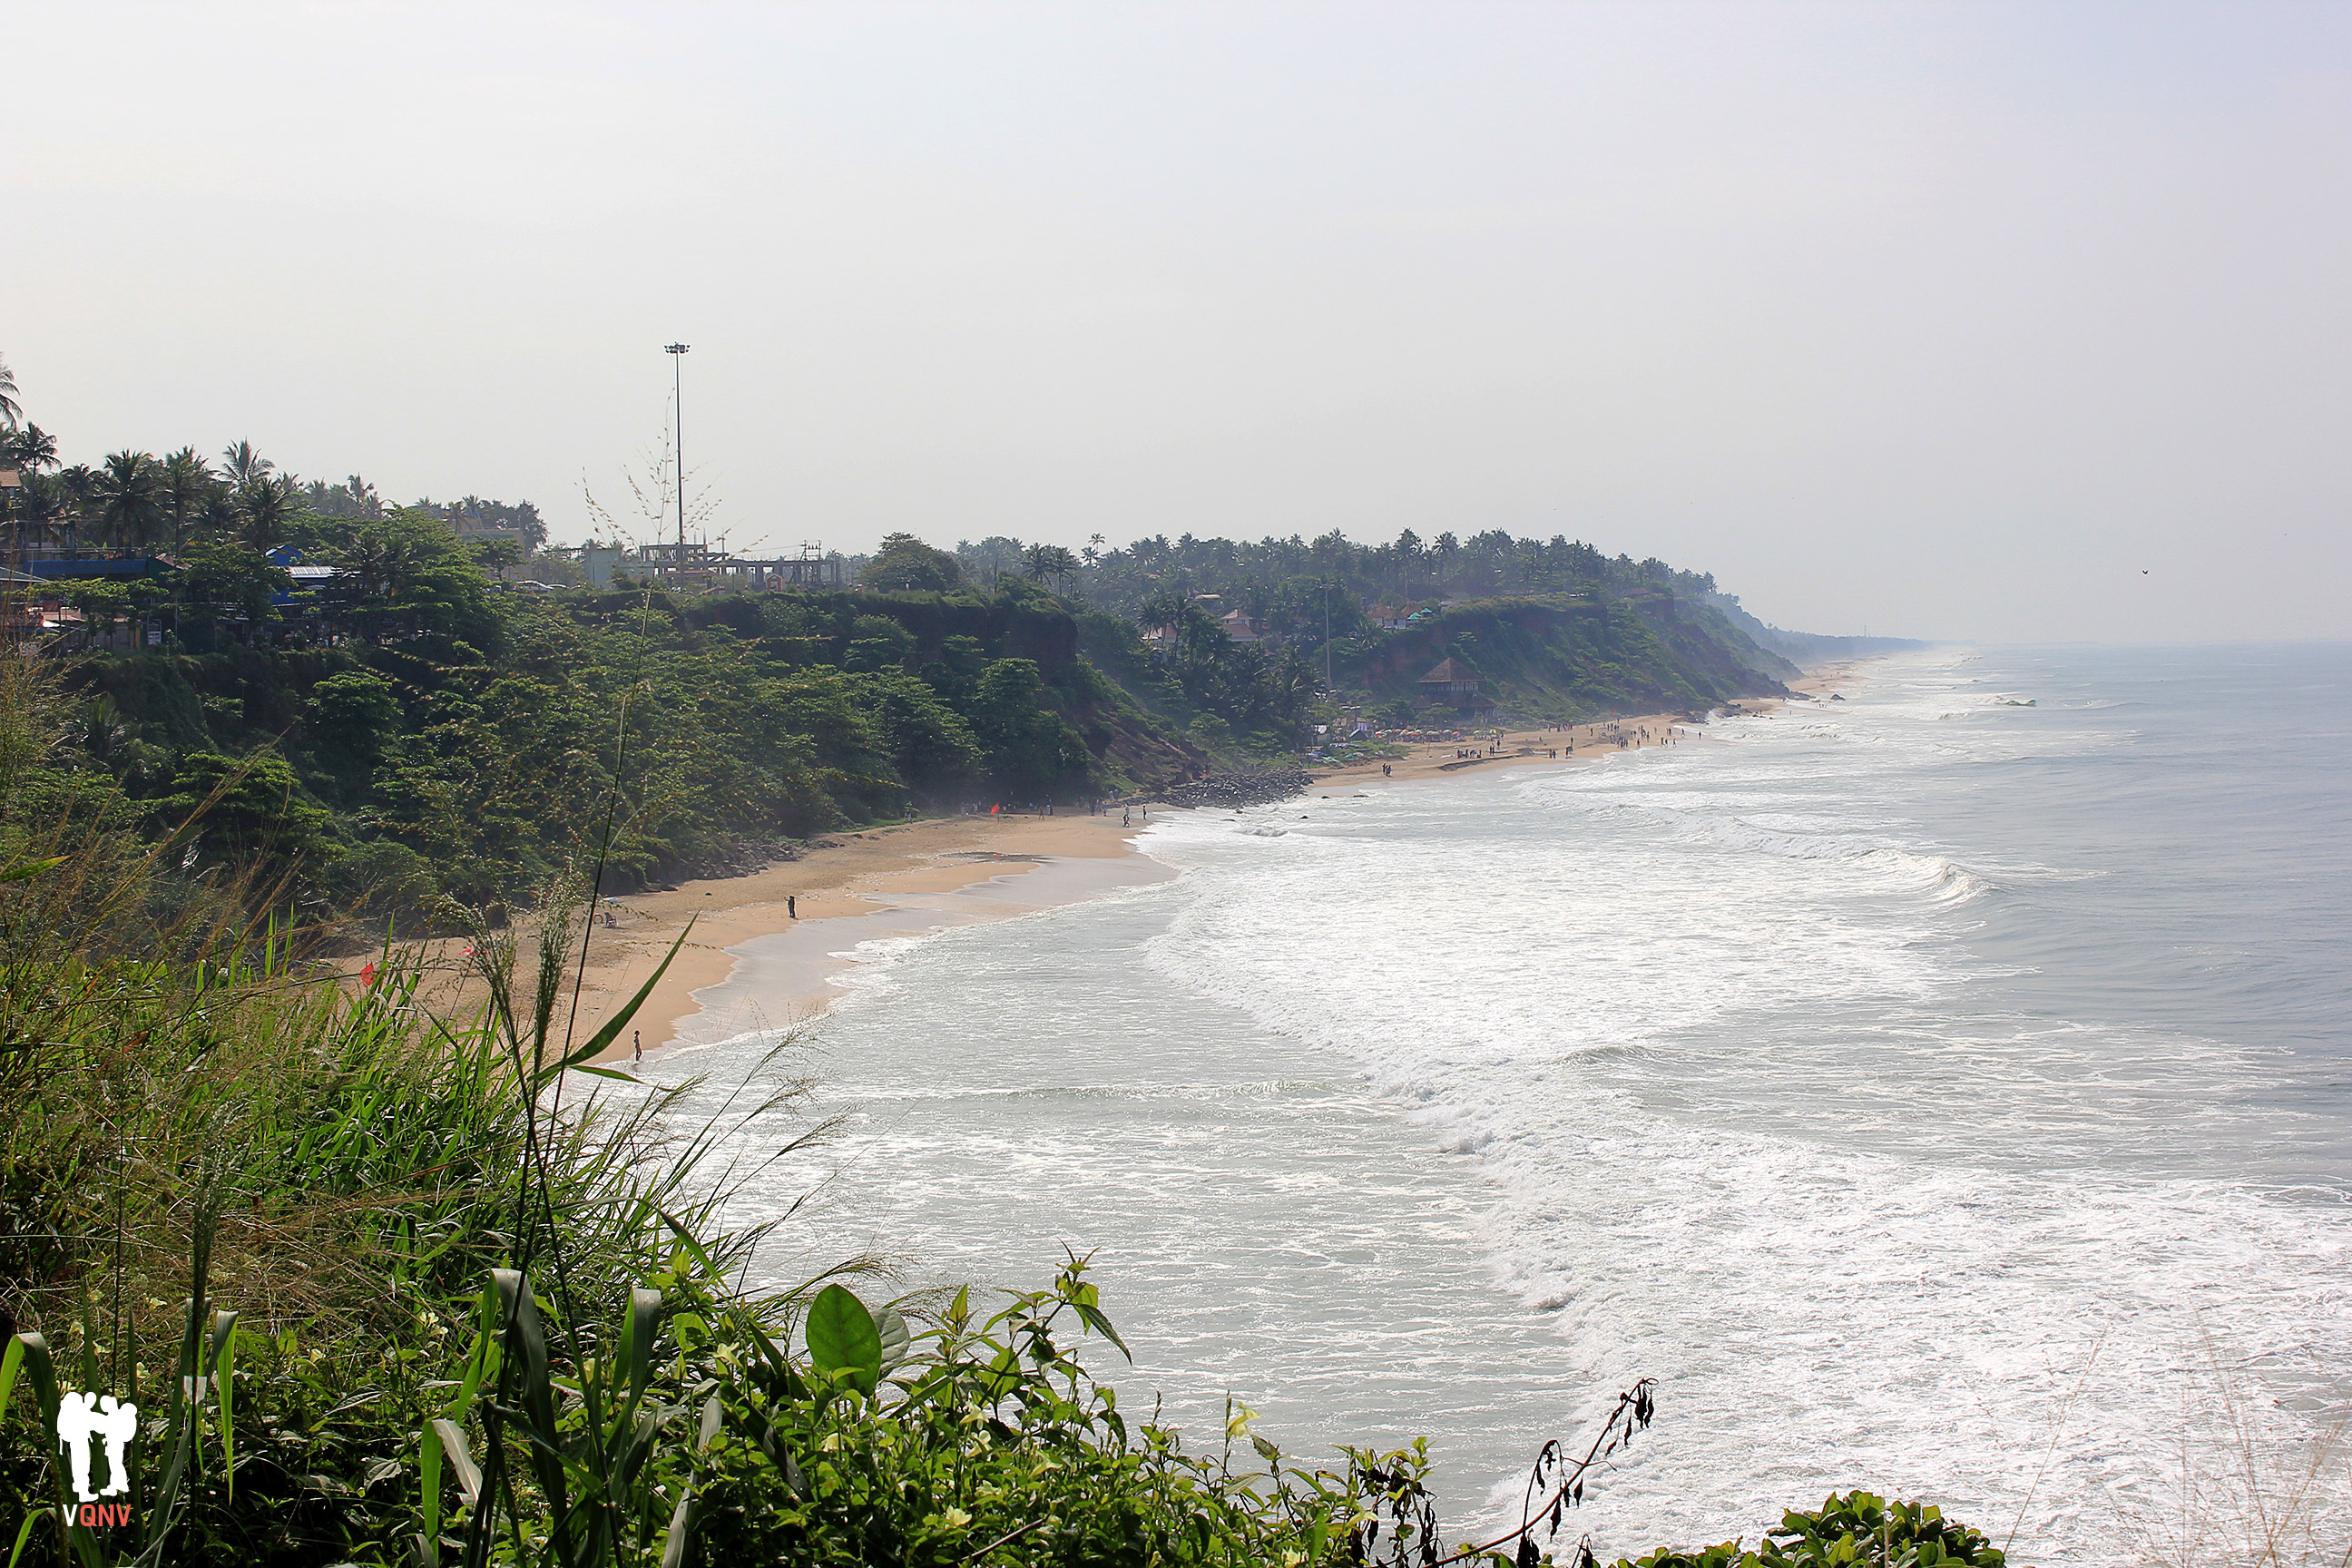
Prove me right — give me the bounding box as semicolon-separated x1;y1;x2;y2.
404;1250;1442;1567
1613;1492;2008;1568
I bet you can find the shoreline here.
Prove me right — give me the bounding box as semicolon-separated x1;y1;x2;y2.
546;813;1159;1062
473;665;1874;1062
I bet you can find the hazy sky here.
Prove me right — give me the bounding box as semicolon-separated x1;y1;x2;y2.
6;1;2347;642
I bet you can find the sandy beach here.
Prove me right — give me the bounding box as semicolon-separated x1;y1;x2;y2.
429;672;1864;1064
457;811;1163;1062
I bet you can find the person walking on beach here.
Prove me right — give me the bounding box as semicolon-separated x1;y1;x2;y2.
632;1030;642;1064
787;895;798;920
1382;763;1392;777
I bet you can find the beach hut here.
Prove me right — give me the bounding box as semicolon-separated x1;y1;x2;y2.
1416;658;1486;712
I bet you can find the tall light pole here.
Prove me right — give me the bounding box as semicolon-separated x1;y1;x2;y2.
1324;579;1334;691
664;344;690;550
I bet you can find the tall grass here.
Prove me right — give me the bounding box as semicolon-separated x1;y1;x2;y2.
0;650;804;1563
2110;1328;2352;1568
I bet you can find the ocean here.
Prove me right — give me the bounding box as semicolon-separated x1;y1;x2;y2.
660;643;2352;1566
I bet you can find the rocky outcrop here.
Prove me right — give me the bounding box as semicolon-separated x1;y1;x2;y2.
1148;769;1314;808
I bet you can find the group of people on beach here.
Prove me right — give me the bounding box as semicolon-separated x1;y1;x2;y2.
1582;721;1684;750
1423;720;1694;769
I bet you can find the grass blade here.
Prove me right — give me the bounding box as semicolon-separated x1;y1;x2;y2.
209;1310;239;1504
542;923;693;1084
659;1491;695;1568
5;1512;43;1568
432;1417;484;1509
421;1421;445;1546
625;1288;660;1412
0;1335;22;1417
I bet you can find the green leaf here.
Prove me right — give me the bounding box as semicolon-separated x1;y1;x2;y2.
872;1305;911;1376
0;856;65;885
0;1336;23;1419
1073;1300;1133;1361
431;1417;483;1507
210;1311;240;1503
539;923;694;1085
805;1284;882;1396
624;1288;662;1409
5;1511;41;1568
699;1394;722;1451
977;1345;1023;1403
659;1491;696;1568
7;1337;95;1568
419;1422;444;1546
493;1270;567;1519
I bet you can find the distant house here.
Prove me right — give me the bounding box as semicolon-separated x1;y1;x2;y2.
1416;657;1486;711
265;545;345;605
579;542;629;592
1218;609;1262;644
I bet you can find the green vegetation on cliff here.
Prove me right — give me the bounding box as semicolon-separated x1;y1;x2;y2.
5;404;1820;926
66;579;1181;914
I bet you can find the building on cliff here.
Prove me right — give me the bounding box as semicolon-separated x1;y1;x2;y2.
1416;657;1488;713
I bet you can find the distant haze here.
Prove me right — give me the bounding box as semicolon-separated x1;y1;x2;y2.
5;0;2347;643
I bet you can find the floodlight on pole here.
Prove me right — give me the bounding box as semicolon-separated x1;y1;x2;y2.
665;344;690;548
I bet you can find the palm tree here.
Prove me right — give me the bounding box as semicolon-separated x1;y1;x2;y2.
0;353;20;431
93;451;167;554
72;695;132;767
161;448;216;552
4;425;59;474
348;529;414;600
1266;646;1322;729
220;440;274;488
233;473;300;551
348;534;393;599
199;475;241;541
16;472;77;557
1022;543;1081;596
54;466;99;554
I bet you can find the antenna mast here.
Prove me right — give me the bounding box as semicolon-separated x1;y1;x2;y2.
664;343;690;547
